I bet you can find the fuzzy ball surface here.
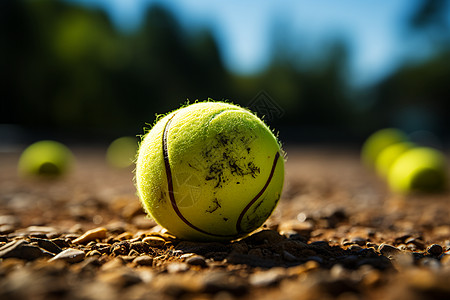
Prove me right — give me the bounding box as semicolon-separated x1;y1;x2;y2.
136;102;285;241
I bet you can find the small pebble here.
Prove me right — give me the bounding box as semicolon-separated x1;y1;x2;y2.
120;255;138;263
46;231;61;239
116;232;133;241
379;243;401;257
350;237;367;246
49;248;85;263
29;238;62;254
50;238;70;248
87;250;101;257
72;227;107;244
406;243;417;251
342;240;353;246
366;242;378;250
180;253;195;259
185;255;207;268
405;238;425;250
133;255;154;266
142;236;166;247
427;244;443;256
112;241;130;256
394;234;412;245
128;249;140;257
130;241;151;253
167;262;189;273
0;240;53;261
96;244;112;254
348;245;363;251
397;244;407;251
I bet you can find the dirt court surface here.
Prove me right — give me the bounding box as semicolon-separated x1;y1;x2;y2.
1;146;449;300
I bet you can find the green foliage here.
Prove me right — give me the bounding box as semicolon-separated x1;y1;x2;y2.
1;0;449;143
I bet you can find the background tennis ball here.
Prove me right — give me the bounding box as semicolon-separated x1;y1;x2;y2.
375;142;415;177
136;101;285;241
18;140;74;177
106;136;138;168
361;128;409;168
387;147;448;193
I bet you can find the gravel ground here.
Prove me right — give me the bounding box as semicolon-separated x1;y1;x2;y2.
1;146;449;300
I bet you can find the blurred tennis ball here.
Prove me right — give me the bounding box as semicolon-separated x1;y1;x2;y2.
387;147;447;193
18;140;74;177
361;128;409;168
106;136;138;168
375;142;415;177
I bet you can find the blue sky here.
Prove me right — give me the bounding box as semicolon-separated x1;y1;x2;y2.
69;0;426;86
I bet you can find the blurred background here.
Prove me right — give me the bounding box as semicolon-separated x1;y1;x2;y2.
1;0;450;149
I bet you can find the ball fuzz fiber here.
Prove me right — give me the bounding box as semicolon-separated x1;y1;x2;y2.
387;147;447;193
136;102;285;241
18;140;74;177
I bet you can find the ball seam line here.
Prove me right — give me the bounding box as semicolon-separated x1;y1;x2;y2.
162;112;236;238
162;110;281;238
236;151;281;233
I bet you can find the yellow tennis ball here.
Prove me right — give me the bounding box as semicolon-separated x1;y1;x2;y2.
387;147;447;193
361;128;409;168
375;142;415;177
136;101;285;241
106;136;138;168
18;140;74;177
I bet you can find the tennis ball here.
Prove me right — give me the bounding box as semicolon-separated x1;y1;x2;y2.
106;136;138;168
18;140;74;177
136;101;285;241
375;142;415;177
361;128;408;168
387;147;447;193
